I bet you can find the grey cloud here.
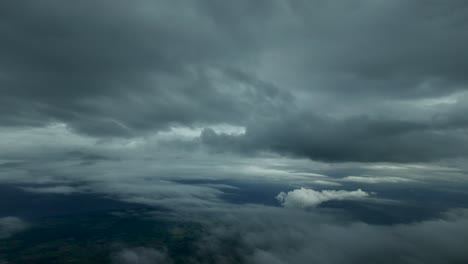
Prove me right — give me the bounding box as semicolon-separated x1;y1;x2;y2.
0;217;29;239
193;207;468;264
112;247;172;264
0;0;289;137
274;0;468;97
1;3;468;261
0;122;465;213
201;110;468;162
2;0;468;165
20;185;79;195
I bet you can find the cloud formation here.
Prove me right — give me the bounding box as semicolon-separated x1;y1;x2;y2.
276;188;369;208
1;0;468;163
342;176;414;184
20;185;79;195
112;247;171;264
0;216;28;239
201;111;468;162
0;2;468;262
0;0;290;138
194;208;468;264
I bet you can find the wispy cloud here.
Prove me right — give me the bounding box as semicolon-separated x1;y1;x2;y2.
342;176;414;184
0;217;29;239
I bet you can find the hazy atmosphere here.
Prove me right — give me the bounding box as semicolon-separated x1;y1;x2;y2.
1;1;468;263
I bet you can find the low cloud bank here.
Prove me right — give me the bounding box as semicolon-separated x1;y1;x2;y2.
193;207;468;264
0;216;28;239
276;188;369;208
112;247;171;264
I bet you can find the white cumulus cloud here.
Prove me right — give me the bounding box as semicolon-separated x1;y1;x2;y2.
276;188;369;208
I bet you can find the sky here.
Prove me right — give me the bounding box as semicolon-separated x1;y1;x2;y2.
1;1;468;263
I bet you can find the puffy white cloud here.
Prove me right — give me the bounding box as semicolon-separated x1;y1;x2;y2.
276;188;369;208
0;217;28;239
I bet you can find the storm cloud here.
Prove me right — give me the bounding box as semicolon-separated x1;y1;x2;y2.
1;1;468;263
0;0;290;137
1;0;468;162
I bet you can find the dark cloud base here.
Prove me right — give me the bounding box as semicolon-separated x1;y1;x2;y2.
2;0;468;162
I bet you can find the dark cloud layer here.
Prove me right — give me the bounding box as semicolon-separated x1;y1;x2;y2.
0;0;288;137
274;0;468;98
1;2;468;263
2;0;468;162
201;111;468;162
